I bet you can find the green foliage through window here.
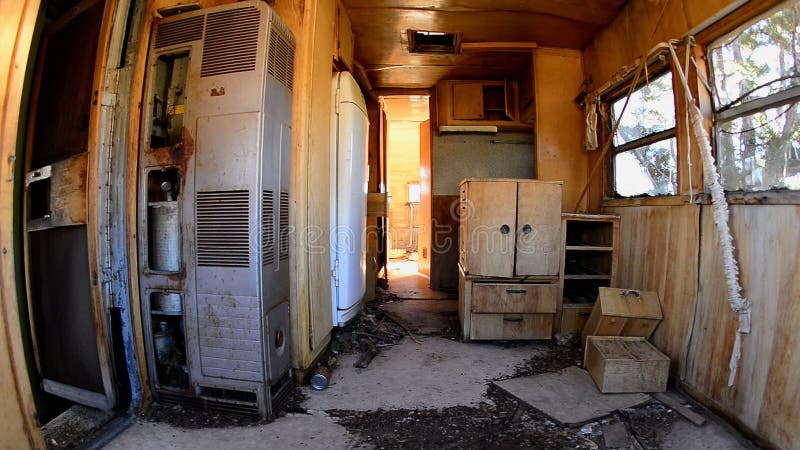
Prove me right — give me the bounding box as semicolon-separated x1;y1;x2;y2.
610;72;678;197
710;1;800;192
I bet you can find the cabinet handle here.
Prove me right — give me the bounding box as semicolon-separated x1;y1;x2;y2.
503;317;523;323
522;224;532;234
500;224;510;234
506;289;527;294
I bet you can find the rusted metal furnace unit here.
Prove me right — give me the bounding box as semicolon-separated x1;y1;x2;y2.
137;1;295;418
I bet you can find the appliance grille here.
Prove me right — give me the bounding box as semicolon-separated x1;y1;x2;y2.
155;15;204;49
200;7;260;78
262;191;275;265
279;192;289;260
196;191;250;267
158;389;260;416
267;27;295;91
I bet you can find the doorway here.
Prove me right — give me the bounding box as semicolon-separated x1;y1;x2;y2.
381;96;446;299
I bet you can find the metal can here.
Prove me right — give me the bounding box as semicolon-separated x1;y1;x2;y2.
148;201;181;272
310;366;331;391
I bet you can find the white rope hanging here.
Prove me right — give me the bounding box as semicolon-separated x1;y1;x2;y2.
665;41;751;387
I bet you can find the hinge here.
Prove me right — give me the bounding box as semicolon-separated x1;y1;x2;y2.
331;259;339;287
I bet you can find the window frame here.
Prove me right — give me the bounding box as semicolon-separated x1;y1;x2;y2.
604;67;680;199
707;1;800;194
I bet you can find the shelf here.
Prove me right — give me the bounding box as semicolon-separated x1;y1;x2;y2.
565;245;614;251
564;274;613;280
150;309;182;316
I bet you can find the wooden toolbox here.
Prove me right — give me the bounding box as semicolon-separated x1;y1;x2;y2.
581;287;663;347
584;336;669;393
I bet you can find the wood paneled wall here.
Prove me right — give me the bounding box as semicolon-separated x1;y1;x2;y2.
533;48;587;212
0;0;46;448
591;1;800;447
602;205;699;378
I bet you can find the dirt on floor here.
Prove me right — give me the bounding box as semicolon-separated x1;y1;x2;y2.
328;385;603;449
138;386;309;430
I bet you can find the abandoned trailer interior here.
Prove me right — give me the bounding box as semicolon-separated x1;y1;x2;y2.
0;0;799;448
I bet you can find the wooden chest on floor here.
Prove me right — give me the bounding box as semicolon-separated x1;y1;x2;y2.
581;287;663;348
459;264;557;340
584;336;669;393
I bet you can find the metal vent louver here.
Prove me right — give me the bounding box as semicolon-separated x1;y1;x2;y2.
196;191;250;267
262;191;275;265
200;7;260;78
155;15;204;49
279;192;289;260
267;27;295;91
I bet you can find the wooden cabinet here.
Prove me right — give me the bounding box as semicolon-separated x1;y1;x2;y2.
459;179;562;278
436;80;531;131
557;214;620;334
459;265;557;340
457;178;563;341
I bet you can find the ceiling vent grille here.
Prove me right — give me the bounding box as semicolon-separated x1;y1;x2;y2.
155;15;204;49
279;192;289;260
267;27;295;91
196;191;250;267
262;191;275;266
201;7;260;78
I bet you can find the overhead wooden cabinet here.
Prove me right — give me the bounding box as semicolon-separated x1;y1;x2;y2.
436;80;531;131
459;178;562;278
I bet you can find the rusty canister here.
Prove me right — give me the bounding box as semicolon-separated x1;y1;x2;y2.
148;201;180;272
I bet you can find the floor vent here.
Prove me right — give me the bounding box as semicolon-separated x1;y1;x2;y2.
155;15;204;49
196;191;250;267
157;389;260;417
201;6;260;77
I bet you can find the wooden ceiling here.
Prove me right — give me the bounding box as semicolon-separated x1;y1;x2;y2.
382;95;430;122
341;0;627;89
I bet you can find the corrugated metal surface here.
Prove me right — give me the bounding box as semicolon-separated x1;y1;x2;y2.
198;295;263;381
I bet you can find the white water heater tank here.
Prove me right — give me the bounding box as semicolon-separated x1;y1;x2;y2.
331;71;369;326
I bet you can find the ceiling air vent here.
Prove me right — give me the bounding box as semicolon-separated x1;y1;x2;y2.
201;7;260;77
196;191;250;267
408;30;461;54
267;27;295;91
155;15;204;49
262;190;275;266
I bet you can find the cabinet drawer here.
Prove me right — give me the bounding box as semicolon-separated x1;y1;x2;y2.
469;313;553;340
471;283;557;313
560;304;594;334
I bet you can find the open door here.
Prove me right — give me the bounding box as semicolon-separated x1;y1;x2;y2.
417;119;432;277
22;0;116;410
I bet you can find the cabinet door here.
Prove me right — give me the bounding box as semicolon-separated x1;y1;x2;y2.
515;182;562;276
452;83;484;119
464;181;517;277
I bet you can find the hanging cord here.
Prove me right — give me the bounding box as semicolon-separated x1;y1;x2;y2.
574;41;674;211
683;38;694;202
666;41;751;388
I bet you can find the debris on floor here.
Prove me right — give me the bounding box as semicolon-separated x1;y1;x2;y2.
504;339;583;378
327;385;602;449
493;366;650;425
138;386;309;430
330;302;409;361
41;404;115;449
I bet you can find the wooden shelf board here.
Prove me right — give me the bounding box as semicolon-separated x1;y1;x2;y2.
564;274;613;280
565;245;614;251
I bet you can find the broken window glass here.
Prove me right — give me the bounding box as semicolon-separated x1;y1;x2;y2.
710;1;800;191
614;138;678;197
